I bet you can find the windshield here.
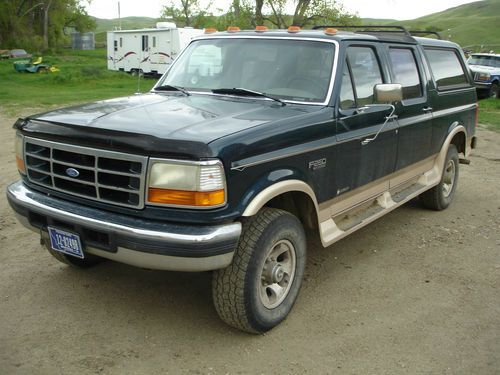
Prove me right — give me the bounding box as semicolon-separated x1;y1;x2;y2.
468;55;500;68
156;38;336;103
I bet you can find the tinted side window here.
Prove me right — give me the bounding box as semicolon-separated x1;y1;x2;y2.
347;47;383;106
389;48;422;99
425;48;469;90
339;64;356;110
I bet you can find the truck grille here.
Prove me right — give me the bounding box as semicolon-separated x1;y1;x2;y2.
24;137;148;209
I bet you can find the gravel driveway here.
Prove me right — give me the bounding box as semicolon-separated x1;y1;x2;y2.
1;110;499;374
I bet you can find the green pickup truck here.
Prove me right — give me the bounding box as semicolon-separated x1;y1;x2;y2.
7;26;477;333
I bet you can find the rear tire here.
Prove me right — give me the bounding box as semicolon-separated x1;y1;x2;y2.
212;208;306;333
488;82;499;99
420;144;459;210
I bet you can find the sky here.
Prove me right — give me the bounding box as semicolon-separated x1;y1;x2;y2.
85;0;481;21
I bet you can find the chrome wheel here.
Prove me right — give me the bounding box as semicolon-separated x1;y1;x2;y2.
442;159;456;198
258;239;296;309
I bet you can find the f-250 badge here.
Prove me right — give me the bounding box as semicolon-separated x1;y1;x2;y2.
308;158;326;171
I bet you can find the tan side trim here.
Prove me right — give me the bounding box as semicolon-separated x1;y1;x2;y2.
242;179;319;217
317;126;467;247
241;127;468;248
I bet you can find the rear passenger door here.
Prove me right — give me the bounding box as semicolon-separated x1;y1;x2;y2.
335;44;398;194
423;47;477;154
385;45;433;170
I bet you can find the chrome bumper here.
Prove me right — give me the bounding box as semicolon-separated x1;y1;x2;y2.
474;81;492;90
6;181;241;272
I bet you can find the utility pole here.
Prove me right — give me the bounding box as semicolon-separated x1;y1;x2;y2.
118;1;121;30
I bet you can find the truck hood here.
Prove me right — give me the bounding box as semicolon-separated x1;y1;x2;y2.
469;65;500;74
20;93;321;158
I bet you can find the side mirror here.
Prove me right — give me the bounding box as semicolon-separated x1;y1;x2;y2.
374;84;403;103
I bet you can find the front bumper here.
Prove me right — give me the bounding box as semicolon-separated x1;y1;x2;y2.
473;81;492;90
6;181;241;271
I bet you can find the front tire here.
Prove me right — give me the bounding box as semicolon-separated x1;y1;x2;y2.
212;208;306;333
488;82;499;99
420;144;459;210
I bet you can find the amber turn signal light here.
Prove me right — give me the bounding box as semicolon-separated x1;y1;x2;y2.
16;156;26;174
148;188;225;207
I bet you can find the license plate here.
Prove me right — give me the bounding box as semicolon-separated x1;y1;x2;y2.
48;227;84;259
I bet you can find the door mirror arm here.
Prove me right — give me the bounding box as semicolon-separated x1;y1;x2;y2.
361;104;397;146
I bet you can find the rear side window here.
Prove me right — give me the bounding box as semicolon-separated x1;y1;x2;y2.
346;47;384;106
425;48;469;90
389;48;422;99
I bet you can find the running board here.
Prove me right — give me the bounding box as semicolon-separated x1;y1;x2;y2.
319;179;431;247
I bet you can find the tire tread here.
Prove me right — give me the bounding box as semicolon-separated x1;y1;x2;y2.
212;208;289;333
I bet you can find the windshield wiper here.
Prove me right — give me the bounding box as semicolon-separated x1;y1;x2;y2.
153;84;191;96
212;88;286;106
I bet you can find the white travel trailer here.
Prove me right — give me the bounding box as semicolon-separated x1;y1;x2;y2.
107;22;204;75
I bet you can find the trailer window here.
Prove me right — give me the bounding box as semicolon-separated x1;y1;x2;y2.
153;37;156;48
114;40;117;52
142;35;149;51
119;38;122;48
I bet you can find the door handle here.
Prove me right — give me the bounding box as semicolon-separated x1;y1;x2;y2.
422;107;433;113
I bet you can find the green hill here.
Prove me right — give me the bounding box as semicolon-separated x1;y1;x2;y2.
92;16;160;46
91;1;500;52
93;16;159;33
362;0;500;51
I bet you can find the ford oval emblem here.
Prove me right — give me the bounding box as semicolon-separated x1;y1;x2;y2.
66;167;80;178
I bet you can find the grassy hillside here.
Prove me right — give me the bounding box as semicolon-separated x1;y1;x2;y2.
92;1;500;52
93;16;160;33
363;0;500;51
93;16;160;46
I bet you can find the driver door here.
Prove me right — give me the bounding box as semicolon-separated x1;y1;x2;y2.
334;45;399;196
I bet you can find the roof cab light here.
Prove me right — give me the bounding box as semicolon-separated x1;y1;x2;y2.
287;26;301;33
255;26;268;32
15;133;26;174
324;28;338;35
204;28;218;34
147;160;226;208
227;26;241;33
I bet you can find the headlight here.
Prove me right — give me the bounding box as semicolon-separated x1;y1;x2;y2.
477;73;490;81
147;159;226;208
15;133;26;174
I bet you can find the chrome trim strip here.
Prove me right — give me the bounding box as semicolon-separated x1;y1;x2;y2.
231;136;336;171
154;36;340;106
231;103;476;171
431;103;477;119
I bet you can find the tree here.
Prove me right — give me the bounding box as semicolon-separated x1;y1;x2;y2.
161;0;213;28
264;0;358;29
0;0;94;50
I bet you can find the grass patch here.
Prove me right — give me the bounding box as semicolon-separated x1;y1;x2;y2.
0;49;155;116
478;98;500;131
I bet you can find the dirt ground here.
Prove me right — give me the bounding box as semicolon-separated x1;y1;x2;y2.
0;109;499;375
